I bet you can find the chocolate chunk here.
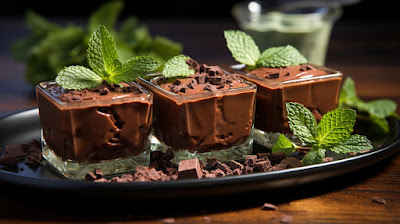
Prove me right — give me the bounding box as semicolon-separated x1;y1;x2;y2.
280;214;293;223
204;173;217;178
254;160;271;172
206;157;218;167
270;151;287;165
262;203;278;210
268;73;279;79
371;196;386;205
216;162;231;174
204;83;217;92
147;167;162;181
178;159;203;179
322;157;334;163
257;153;270;160
244;155;257;167
232;168;242;175
280;157;302;168
210;77;222;85
229;160;244;170
210;168;225;177
85;172;97;181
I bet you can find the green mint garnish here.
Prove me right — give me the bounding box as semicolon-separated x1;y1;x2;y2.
272;102;373;165
162;55;195;78
55;65;103;90
55;25;161;90
256;45;308;68
339;77;399;134
223;30;307;68
224;30;260;67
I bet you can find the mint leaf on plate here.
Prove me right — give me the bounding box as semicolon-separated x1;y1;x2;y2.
286;102;317;145
316;108;356;148
224;30;260;67
256;45;307;68
329;134;372;154
162;55;195;78
272;134;296;156
339;77;398;135
272;102;373;166
55;65;103;90
301;146;326;166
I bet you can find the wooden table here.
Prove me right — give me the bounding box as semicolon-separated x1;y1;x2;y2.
0;18;399;224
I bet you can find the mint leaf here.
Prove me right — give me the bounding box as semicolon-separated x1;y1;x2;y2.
316;108;356;148
111;55;161;83
302;146;325;166
272;134;296;156
163;55;195;78
256;45;307;68
363;99;397;118
286;102;317;145
87;25;121;78
329;134;373;154
88;0;123;33
55;65;103;90
224;30;260;66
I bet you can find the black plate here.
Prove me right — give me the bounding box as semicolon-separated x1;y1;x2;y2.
0;108;399;199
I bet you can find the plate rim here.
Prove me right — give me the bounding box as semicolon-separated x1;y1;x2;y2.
0;108;399;193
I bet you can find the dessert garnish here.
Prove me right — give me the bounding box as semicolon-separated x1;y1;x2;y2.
272;102;373;165
339;77;399;135
56;25;161;90
162;55;195;78
224;30;307;69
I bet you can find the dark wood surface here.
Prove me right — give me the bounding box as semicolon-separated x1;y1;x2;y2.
0;18;399;224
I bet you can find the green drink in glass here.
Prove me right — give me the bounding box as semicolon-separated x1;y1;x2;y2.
232;1;343;65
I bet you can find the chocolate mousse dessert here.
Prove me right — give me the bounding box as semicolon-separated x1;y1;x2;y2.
37;81;153;179
36;25;161;179
138;57;257;162
240;64;342;133
224;30;342;136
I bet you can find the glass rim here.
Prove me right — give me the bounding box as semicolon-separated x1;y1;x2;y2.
138;73;257;103
230;64;342;87
36;81;153;109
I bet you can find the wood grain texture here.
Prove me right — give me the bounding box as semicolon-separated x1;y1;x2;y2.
0;19;399;224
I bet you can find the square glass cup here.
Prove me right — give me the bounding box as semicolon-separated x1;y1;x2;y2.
36;81;153;179
138;76;257;163
231;64;342;148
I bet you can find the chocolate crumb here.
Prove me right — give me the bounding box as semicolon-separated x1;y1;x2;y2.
279;157;302;168
262;203;278;210
206;157;218;167
371;196;386;205
280;214;293;223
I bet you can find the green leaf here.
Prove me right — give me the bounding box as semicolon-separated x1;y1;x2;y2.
111;55;161;83
55;65;103;90
88;0;124;33
272;134;296;156
25;10;60;36
224;30;260;66
363;99;397;118
316;108;356;148
369;114;390;134
302;146;326;166
329;134;373;154
151;36;183;60
256;45;307;68
87;25;121;78
286;102;318;145
163;55;195;78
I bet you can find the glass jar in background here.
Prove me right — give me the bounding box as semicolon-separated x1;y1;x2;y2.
232;0;345;65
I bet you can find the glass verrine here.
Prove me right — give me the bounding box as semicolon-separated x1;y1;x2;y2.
232;64;342;148
36;81;153;179
138;75;257;163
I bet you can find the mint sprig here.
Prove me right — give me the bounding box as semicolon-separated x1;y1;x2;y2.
272;102;373;165
55;25;161;90
223;30;307;69
162;55;195;78
339;77;398;134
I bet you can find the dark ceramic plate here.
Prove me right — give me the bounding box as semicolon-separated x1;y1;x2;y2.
0;108;399;199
